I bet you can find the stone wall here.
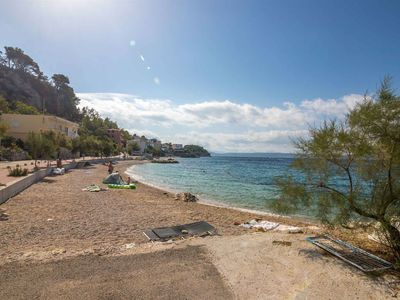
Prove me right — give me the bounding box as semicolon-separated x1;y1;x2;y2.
0;157;125;205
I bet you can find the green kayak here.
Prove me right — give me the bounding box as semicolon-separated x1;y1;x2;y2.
108;184;136;189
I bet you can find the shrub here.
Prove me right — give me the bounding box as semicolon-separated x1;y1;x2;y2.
8;166;28;177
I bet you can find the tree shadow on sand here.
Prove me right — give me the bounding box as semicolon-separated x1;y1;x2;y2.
41;178;57;184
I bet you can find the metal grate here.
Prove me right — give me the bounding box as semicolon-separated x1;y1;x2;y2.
307;235;393;272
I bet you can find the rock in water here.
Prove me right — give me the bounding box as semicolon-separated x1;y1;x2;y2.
175;192;198;202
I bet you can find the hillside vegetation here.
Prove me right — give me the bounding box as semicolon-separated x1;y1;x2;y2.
0;46;129;159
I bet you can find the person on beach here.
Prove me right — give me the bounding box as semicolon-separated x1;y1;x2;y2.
56;158;62;168
107;161;114;174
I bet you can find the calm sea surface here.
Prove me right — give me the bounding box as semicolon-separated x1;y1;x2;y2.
126;153;310;215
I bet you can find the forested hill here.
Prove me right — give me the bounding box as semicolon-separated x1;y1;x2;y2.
176;145;211;157
0;46;81;122
0;46;132;158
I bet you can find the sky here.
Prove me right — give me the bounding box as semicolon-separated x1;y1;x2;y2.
1;0;400;152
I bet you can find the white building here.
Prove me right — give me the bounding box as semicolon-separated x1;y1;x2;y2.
129;134;147;154
172;144;183;150
149;138;162;150
129;134;162;154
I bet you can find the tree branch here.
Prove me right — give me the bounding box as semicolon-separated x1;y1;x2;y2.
319;184;378;220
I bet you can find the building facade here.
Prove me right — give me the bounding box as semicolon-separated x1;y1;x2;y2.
128;134;162;154
172;144;183;150
130;134;147;154
0;114;79;141
106;129;124;146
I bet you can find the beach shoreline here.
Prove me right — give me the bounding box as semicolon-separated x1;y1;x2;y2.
125;160;318;225
123;160;391;259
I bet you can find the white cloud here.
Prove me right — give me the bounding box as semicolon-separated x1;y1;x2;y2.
300;94;365;116
77;92;365;152
173;130;308;153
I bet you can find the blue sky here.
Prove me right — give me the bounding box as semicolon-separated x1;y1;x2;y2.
1;0;400;152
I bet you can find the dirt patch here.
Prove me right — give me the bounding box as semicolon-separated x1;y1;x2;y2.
198;233;397;299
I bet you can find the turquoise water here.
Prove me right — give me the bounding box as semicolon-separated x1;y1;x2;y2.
126;154;300;214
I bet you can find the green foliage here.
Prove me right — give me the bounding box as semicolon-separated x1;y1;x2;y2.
74;107;120;156
0;46;79;121
183;145;209;155
144;145;162;156
0;121;8;138
0;95;10;112
274;77;400;261
13;101;40;115
144;145;154;153
127;141;140;154
1;136;24;149
0;46;122;159
8;165;28;177
54;132;72;150
25;132;57;162
121;130;131;141
100;139;115;156
2;47;41;76
51;74;80;121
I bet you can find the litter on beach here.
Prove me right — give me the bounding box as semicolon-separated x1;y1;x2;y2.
307;235;393;272
52;167;65;175
240;220;303;233
272;240;292;246
82;184;105;192
143;221;217;241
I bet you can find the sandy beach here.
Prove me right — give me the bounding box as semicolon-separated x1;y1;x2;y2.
0;160;397;299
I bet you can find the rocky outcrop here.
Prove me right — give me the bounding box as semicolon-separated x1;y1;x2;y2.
151;158;179;164
175;192;198;202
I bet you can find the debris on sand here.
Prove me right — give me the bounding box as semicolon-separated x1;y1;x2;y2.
272;240;292;246
175;192;198;202
240;219;303;233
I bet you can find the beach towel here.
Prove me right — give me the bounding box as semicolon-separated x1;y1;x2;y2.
240;219;303;233
240;220;280;231
82;184;103;192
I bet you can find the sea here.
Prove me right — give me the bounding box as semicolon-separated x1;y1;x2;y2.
125;153;316;217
